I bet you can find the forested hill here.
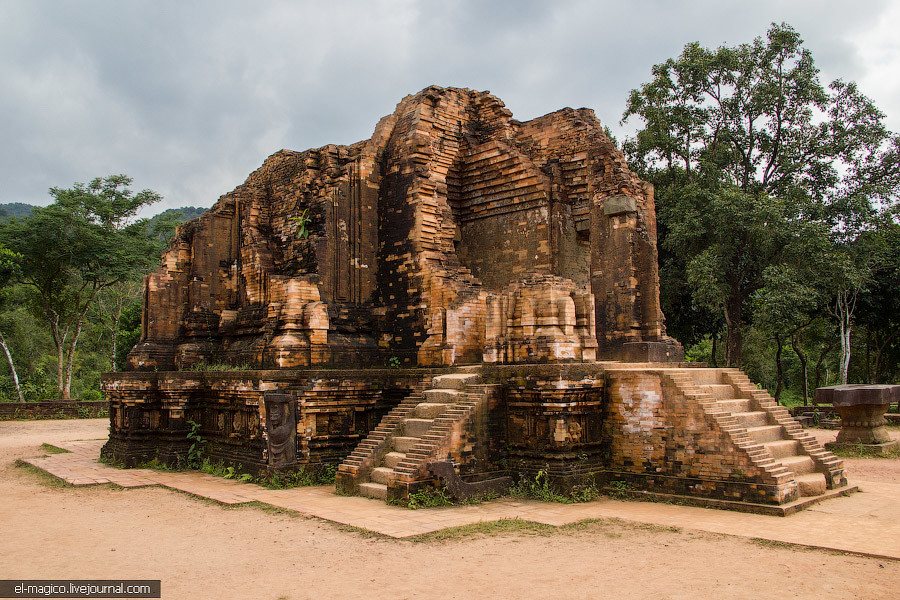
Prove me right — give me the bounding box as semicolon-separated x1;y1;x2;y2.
0;202;38;220
0;203;207;225
151;206;207;223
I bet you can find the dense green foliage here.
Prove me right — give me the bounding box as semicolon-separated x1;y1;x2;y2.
0;178;202;402
623;23;900;399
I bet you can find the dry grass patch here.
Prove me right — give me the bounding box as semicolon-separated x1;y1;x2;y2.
409;518;556;543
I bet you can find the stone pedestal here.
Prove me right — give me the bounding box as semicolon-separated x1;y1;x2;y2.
816;384;900;453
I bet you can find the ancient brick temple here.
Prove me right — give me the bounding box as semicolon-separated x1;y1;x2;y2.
103;87;852;512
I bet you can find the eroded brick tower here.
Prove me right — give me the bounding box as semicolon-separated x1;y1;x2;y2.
127;86;681;371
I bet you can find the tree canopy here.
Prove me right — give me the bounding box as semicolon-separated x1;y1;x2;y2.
622;23;900;373
0;175;162;398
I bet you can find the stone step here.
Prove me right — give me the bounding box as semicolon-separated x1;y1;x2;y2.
424;388;466;403
685;369;722;385
733;411;769;428
716;399;752;413
382;451;406;469
393;436;421;453
370;467;394;485
779;455;817;475
423;389;467;403
359;482;387;500
795;473;827;497
414;402;451;418
432;373;482;390
746;425;786;443
700;384;736;399
403;418;434;437
763;439;801;459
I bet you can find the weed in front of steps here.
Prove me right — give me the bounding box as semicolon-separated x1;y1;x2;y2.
508;470;601;504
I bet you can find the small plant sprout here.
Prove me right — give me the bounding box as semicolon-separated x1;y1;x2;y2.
186;420;206;469
290;209;311;239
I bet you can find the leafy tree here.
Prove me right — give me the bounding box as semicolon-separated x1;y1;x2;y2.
0;175;161;398
853;221;900;383
114;300;143;372
89;280;142;372
0;243;25;401
623;23;900;367
755;262;822;404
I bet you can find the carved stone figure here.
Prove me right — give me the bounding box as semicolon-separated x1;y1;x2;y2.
263;393;296;467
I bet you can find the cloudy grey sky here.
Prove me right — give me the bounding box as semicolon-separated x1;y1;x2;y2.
2;0;899;214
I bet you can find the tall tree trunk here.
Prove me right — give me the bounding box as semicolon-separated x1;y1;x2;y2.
832;289;857;385
724;296;743;367
839;322;851;385
871;329;899;385
110;308;120;372
710;332;718;368
791;329;809;406
45;308;69;400
814;338;837;390
55;330;67;400
864;326;872;383
64;345;74;400
0;331;25;403
62;302;92;400
774;332;784;402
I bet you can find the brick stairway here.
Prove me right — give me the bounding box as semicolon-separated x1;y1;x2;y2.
337;373;490;501
671;368;846;498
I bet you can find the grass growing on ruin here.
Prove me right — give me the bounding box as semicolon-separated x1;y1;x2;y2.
252;464;338;488
604;480;635;500
198;459;254;482
186;361;252;372
395;470;602;509
404;486;455;509
392;485;501;509
508;470;601;504
196;458;339;488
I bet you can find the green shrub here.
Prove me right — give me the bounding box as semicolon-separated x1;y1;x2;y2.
186;420;205;469
406;486;453;509
509;470;599;503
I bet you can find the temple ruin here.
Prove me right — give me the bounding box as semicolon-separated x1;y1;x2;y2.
102;86;852;512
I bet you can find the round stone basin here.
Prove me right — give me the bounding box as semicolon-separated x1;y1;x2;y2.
815;384;899;445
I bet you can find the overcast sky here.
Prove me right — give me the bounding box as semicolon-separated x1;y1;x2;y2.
2;0;899;214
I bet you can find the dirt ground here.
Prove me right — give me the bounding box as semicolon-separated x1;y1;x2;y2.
807;427;900;483
1;419;898;600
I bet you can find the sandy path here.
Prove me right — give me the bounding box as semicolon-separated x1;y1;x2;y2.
1;419;898;600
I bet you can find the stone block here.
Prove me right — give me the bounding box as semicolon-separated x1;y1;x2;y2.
602;195;638;216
